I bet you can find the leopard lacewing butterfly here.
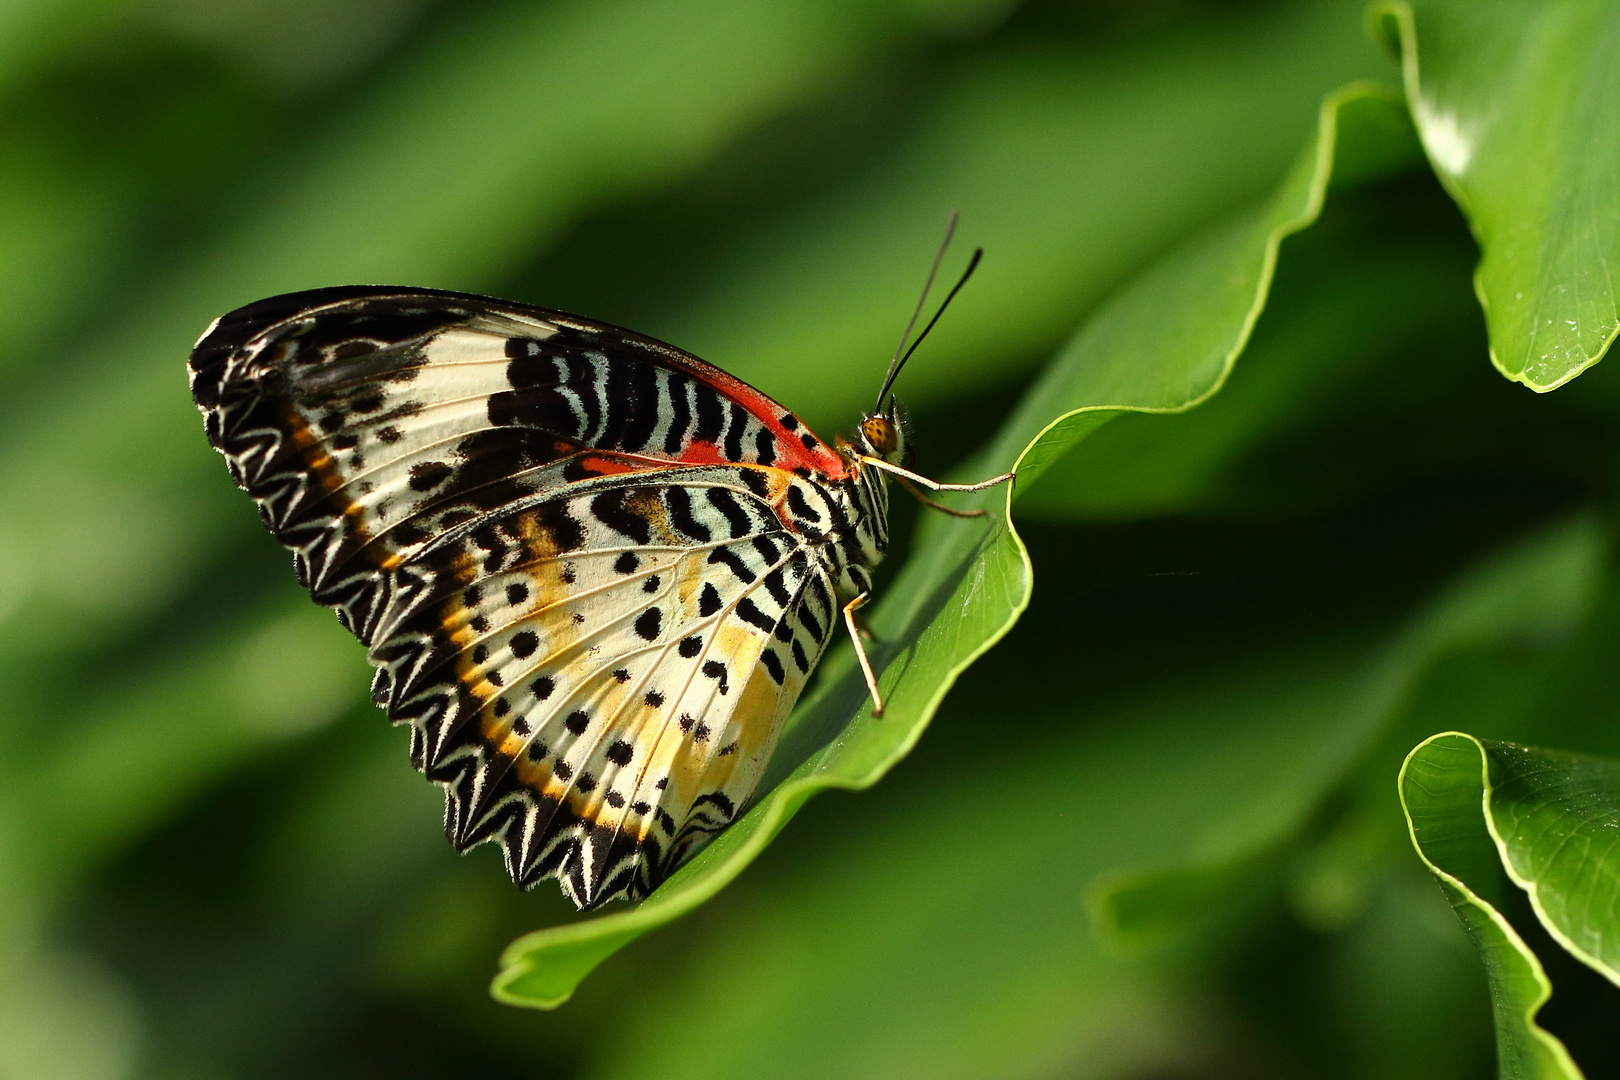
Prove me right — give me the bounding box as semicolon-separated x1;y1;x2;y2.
188;221;1008;909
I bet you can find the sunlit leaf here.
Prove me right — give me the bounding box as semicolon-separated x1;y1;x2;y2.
1377;1;1620;390
1399;732;1620;1079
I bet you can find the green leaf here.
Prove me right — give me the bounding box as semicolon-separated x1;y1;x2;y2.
1016;189;1473;521
1376;1;1620;390
490;82;1420;1008
990;85;1419;494
1488;746;1620;983
1398;732;1620;1079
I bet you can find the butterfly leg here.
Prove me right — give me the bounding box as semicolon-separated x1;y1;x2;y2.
859;456;1016;494
843;592;885;717
897;475;990;518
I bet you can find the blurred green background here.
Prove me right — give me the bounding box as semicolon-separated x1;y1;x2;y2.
2;0;1618;1077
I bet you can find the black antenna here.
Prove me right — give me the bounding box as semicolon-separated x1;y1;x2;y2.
876;211;959;412
875;245;982;413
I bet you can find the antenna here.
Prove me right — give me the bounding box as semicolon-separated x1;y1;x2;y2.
876;211;958;412
874;244;982;413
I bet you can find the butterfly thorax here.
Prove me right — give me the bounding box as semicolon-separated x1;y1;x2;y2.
808;410;907;602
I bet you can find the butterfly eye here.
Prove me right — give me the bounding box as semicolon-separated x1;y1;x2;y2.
861;416;898;455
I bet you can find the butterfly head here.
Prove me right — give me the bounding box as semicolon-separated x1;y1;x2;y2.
858;405;910;467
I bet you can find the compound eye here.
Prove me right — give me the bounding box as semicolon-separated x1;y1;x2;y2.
861;416;897;455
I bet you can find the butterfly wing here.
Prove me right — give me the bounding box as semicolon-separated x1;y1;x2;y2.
375;469;839;908
190;287;845;907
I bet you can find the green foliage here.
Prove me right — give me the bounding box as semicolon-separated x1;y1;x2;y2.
3;1;1620;1078
1376;0;1620;391
1400;733;1620;1079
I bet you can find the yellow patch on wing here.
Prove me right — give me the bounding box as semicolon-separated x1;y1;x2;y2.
282;404;383;554
745;465;795;509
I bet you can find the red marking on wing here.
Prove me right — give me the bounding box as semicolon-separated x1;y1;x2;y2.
676;440;727;467
666;359;846;479
571;452;647;479
208;284;851;480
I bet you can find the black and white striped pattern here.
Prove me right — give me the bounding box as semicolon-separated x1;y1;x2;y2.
189;287;897;909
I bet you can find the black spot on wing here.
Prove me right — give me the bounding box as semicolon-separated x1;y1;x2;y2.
692;383;724;445
594;353;632;449
701;660;729;694
492;340;581;435
566;354;601;439
722;402;747;461
707;547;757;584
534;500;586;552
438;427;570;512
617;353;660;453
707;488;752;538
634;607;663;641
762;567;792;608
409;460;452;491
665;486;711;542
798;594;825;642
787;484;821;523
591;488;652;545
752;535;781;564
350;389;384;413
739;469;771;499
696;791;736;819
736;598;774;632
664;373;693;455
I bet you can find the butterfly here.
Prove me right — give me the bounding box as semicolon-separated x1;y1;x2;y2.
187;219;1011;910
